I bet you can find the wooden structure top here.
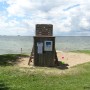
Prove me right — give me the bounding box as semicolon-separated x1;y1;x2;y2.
36;24;53;36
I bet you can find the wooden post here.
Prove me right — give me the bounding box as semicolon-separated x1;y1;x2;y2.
21;48;22;54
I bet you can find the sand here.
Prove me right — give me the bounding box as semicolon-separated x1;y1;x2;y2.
16;51;90;68
57;51;90;68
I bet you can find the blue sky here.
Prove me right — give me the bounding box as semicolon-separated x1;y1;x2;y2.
0;0;90;36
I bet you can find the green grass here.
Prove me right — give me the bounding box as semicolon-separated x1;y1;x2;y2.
0;54;90;90
71;50;90;55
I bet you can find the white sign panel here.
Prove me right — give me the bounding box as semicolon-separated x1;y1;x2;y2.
37;42;43;54
44;41;52;51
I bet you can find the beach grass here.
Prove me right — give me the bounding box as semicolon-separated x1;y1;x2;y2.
71;50;90;55
0;54;90;90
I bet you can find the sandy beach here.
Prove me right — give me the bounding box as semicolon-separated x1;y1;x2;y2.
57;51;90;68
16;51;90;68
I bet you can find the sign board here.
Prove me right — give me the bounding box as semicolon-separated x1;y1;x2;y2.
37;42;43;54
44;41;52;51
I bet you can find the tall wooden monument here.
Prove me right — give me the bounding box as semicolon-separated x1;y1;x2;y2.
28;24;58;67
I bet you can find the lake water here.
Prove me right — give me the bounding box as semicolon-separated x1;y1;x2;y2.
0;36;90;55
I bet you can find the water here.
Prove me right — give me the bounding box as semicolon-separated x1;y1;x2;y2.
0;36;90;55
0;36;33;55
56;36;90;51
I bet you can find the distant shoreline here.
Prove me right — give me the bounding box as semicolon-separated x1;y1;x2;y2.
0;35;90;37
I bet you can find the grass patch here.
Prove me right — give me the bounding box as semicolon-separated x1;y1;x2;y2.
0;54;90;90
0;54;29;66
0;63;90;90
71;50;90;55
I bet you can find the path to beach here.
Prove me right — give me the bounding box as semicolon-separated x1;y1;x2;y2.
16;52;90;68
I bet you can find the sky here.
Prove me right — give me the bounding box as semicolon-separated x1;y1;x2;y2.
0;0;90;36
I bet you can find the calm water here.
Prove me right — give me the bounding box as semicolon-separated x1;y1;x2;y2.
0;36;90;55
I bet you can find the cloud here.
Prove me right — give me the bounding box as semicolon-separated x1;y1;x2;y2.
0;0;90;36
80;18;90;29
63;4;80;11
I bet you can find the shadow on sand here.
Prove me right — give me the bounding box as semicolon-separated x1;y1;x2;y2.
0;54;29;66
